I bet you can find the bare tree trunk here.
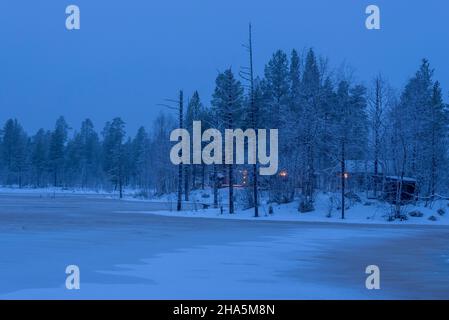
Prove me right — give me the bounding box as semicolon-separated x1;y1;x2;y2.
242;23;259;217
229;164;234;214
177;90;183;211
201;163;205;190
394;136;407;219
192;165;196;190
228;105;234;214
429;106;437;206
213;164;218;208
119;163;123;199
307;144;315;206
184;165;189;201
341;142;346;220
373;79;380;198
248;24;259;217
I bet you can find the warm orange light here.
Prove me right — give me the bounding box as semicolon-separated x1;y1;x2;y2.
279;170;288;178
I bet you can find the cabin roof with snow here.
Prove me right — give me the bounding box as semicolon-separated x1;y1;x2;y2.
344;160;394;175
385;176;417;183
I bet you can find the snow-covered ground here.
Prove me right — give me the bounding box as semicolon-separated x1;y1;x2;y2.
127;188;449;226
0;186;141;197
1;192;449;299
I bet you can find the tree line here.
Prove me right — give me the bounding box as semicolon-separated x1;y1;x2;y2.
0;115;177;197
1;46;448;219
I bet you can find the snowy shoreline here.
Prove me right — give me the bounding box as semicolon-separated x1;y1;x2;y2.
120;188;449;227
123;206;449;227
2;186;449;227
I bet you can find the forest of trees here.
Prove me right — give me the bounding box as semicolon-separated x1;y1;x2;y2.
1;46;448;219
0;114;177;197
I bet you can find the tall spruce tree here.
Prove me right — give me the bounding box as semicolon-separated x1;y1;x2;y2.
1;119;27;186
102;118;126;198
49;116;69;186
212;69;244;214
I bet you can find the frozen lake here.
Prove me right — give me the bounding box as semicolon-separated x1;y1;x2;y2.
0;193;448;299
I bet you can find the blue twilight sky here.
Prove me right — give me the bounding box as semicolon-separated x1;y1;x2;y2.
0;0;448;136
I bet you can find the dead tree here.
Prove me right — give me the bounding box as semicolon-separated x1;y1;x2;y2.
158;90;184;211
177;91;184;210
240;23;259;217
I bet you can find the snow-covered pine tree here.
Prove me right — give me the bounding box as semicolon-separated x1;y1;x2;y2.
212;69;244;214
186;91;205;193
102;117;126;198
132;126;151;192
1;119;28;187
394;59;445;201
79;119;102;189
264;50;289;130
298;49;321;210
30;129;50;187
426;81;449;202
48;116;69;187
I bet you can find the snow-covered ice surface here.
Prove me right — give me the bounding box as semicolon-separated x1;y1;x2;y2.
1;192;449;299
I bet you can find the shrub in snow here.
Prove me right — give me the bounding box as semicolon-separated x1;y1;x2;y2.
363;201;373;206
389;207;408;221
299;200;314;213
344;192;361;203
268;179;294;204
437;208;445;216
201;193;210;198
409;210;424;218
428;215;438;221
336;202;350;211
326;195;336;218
268;205;273;215
236;188;255;210
132;189;149;199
